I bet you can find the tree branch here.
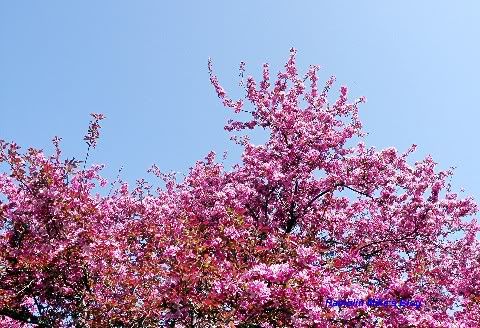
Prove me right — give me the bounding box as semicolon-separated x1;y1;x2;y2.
0;307;39;325
300;182;343;218
285;180;299;233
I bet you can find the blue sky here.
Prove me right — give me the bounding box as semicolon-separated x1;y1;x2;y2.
1;1;479;201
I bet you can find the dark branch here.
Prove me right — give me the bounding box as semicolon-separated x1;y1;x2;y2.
300;182;344;218
343;185;374;199
0;307;39;325
285;180;299;233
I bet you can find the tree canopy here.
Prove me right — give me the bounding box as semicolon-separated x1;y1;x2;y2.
1;49;479;327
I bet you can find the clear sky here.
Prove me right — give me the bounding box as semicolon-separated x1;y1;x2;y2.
1;1;479;201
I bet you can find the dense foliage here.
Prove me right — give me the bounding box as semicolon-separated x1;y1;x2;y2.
1;50;479;327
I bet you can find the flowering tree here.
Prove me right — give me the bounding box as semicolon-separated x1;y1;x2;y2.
1;49;479;327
